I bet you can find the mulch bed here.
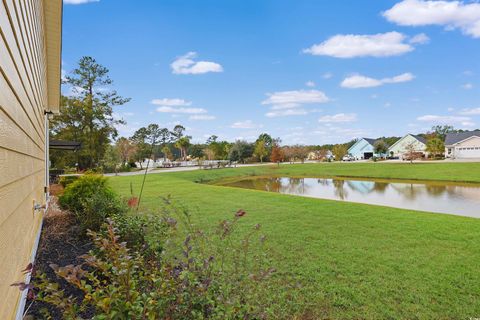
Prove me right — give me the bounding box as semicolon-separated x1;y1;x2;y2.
25;185;93;319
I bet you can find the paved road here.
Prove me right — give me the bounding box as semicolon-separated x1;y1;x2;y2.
104;162;274;177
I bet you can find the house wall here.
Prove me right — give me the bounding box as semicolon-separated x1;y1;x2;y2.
348;139;373;159
388;135;426;159
455;136;480;148
448;136;480;159
0;1;61;318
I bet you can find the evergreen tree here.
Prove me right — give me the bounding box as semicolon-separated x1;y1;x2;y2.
50;57;130;169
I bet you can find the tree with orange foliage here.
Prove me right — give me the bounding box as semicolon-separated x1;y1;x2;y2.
270;143;284;166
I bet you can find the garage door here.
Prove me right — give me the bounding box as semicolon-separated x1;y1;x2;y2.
455;147;480;158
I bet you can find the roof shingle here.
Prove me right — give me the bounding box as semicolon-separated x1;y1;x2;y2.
445;131;480;145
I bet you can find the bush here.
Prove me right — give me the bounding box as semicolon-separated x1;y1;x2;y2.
58;175;80;188
59;175;126;232
118;163;132;172
34;205;283;319
111;212;172;259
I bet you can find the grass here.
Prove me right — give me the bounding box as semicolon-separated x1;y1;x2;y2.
110;162;480;319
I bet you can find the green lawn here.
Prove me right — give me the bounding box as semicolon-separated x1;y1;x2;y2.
110;162;480;319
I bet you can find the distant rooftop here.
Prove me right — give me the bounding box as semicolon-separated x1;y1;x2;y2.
411;134;426;144
445;131;480;146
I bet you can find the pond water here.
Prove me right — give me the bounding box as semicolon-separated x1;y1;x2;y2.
222;177;480;218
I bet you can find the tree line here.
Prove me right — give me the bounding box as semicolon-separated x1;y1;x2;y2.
50;57;475;172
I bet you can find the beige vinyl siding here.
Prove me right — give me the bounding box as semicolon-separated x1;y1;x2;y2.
0;0;61;318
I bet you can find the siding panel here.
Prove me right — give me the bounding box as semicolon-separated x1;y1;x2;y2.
0;35;44;142
0;108;43;159
16;0;45;110
1;1;44;131
0;75;44;149
0;148;43;193
0;172;43;320
0;0;61;317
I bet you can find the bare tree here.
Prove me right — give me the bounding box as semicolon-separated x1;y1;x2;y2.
404;142;422;163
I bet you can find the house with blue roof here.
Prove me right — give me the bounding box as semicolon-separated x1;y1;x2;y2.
348;138;386;160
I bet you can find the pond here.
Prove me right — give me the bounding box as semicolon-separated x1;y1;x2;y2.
222;177;480;218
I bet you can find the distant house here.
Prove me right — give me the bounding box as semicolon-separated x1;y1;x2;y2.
308;150;333;161
445;131;480;159
348;138;386;160
388;134;427;159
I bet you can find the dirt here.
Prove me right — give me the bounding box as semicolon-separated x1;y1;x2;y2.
25;186;93;319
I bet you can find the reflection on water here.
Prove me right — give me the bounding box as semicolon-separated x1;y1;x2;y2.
223;177;480;218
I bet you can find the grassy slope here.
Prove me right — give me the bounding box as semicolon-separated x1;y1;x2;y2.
110;162;480;319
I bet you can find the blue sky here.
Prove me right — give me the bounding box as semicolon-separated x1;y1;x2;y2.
62;0;480;145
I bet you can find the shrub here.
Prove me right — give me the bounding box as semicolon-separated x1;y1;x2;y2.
58;175;80;188
111;212;172;259
33;205;282;319
118;163;132;172
59;175;126;232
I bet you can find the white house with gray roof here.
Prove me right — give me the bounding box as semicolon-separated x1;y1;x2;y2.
387;134;427;159
445;131;480;159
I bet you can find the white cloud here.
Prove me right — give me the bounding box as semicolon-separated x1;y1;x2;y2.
151;98;192;106
189;115;216;121
115;123;139;137
152;97;216;118
409;33;430;44
341;72;414;88
265;109;309;118
64;0;99;4
384;0;480;38
312;126;369;141
268;103;301;110
303;32;414;58
341;75;382;88
262;89;329;107
305;81;316;87
417;114;474;126
318;113;357;123
462;83;473;90
65;85;86;97
262;89;329;117
230;120;262;129
458;108;480;115
322;72;333;79
156;106;207;114
171;52;223;75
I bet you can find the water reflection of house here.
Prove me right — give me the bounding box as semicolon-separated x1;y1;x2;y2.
389;183;428;200
345;180;376;194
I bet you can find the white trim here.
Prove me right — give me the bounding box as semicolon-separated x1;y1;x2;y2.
15;207;46;320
